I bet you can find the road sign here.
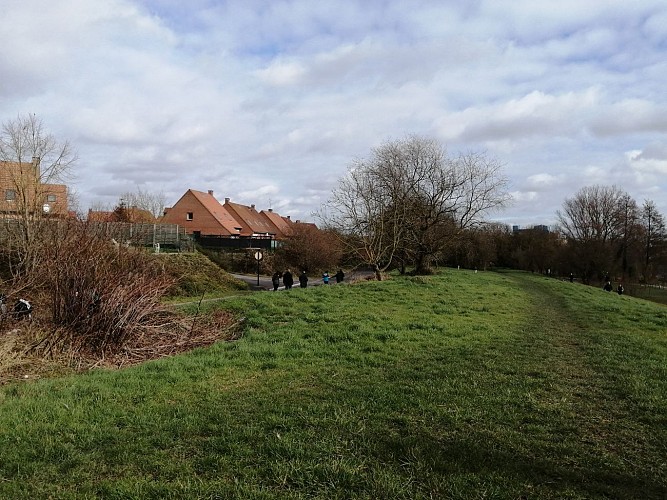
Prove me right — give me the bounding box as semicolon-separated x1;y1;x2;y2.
254;251;263;261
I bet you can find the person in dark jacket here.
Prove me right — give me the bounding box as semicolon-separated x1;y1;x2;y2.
617;283;624;295
283;269;294;290
272;271;281;291
335;269;345;283
299;271;308;288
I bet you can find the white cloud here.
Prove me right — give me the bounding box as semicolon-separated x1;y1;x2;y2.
626;149;667;175
509;191;539;202
525;173;566;188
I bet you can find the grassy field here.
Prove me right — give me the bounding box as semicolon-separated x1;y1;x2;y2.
0;270;665;499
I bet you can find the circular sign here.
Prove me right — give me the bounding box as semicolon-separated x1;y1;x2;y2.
254;251;263;261
42;203;51;214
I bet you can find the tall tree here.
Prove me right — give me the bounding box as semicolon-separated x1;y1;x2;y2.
617;194;641;280
640;200;666;281
322;136;510;276
557;185;631;282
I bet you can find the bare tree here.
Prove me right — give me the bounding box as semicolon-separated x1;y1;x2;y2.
321;136;510;276
0;113;77;278
320;138;428;279
557;185;632;282
617;194;641;280
640;200;666;281
119;187;167;219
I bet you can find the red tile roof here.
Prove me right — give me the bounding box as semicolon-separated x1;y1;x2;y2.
189;190;243;235
261;209;293;239
224;200;279;236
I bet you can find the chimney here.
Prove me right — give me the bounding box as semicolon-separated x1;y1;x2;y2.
286;215;291;220
268;208;273;212
251;204;255;210
224;197;230;203
208;190;214;196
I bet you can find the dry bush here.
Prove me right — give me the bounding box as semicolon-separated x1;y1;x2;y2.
22;221;178;355
276;224;342;273
0;220;245;377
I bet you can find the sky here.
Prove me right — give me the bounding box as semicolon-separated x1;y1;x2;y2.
1;0;666;227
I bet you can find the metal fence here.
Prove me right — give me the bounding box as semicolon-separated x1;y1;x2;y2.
0;218;189;249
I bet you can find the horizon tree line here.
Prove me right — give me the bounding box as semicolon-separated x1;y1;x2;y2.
319;135;666;282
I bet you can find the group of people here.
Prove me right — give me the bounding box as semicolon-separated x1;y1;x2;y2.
321;269;344;285
602;274;624;295
271;269;345;291
272;269;305;291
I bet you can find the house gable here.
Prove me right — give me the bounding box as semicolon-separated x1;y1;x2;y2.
162;189;242;236
260;209;294;239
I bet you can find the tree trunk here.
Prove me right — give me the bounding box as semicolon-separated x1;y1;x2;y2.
374;264;382;281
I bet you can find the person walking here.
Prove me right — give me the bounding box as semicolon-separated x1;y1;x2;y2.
322;271;330;285
299;271;308;288
335;269;345;283
617;283;624;295
283;269;294;290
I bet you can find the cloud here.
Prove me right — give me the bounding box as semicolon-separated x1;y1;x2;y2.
1;0;666;226
626;149;667;175
590;99;667;136
525;173;566;189
438;89;600;143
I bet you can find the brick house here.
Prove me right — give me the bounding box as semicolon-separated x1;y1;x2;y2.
162;189;305;249
222;198;283;238
162;189;243;237
0;158;68;217
261;208;294;239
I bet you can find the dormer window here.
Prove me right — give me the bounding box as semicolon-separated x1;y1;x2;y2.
186;212;193;221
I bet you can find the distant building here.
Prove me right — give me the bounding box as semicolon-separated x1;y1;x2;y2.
512;224;550;234
0;158;68;217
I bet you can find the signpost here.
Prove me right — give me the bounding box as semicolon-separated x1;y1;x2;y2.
254;250;263;286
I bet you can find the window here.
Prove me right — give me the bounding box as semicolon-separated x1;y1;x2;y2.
186;212;193;221
5;190;16;201
46;194;57;202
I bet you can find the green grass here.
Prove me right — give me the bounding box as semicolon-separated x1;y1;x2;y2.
0;270;666;498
